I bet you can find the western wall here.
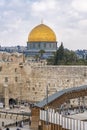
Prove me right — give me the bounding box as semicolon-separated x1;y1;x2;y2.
0;60;87;105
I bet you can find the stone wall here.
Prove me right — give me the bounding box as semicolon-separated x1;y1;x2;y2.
0;61;87;103
29;65;87;101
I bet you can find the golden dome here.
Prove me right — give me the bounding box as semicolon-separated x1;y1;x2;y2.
28;24;56;42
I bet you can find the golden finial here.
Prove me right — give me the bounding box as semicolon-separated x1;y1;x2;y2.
41;18;43;24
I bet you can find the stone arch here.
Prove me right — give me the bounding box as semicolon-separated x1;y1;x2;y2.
9;98;17;105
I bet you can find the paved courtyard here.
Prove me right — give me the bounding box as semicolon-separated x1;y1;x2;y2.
0;106;33;130
3;125;30;130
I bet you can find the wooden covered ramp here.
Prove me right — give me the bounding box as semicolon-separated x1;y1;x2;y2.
31;85;87;130
35;85;87;109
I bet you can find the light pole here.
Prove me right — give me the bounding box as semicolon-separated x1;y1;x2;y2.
46;85;49;125
17;82;22;106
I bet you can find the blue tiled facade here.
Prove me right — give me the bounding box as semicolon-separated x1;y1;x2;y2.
27;42;57;58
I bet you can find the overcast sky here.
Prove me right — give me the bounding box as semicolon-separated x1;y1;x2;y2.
0;0;87;50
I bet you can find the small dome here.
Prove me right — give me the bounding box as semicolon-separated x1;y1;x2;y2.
28;24;57;42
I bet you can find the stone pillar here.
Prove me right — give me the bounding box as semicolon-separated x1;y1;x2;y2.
4;84;9;109
31;107;40;130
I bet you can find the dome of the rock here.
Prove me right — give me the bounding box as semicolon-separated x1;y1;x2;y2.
27;23;57;58
28;24;56;42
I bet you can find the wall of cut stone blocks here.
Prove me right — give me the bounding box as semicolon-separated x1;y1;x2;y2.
0;62;87;103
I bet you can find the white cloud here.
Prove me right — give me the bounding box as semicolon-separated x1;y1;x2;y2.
72;0;87;12
31;0;58;12
0;0;87;50
78;19;87;28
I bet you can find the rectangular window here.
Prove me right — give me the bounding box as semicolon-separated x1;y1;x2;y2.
5;77;8;82
50;43;51;48
15;68;17;72
33;44;35;49
44;43;46;48
0;66;2;71
15;77;18;82
38;43;40;48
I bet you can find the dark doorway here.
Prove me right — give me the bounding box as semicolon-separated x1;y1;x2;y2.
9;98;16;105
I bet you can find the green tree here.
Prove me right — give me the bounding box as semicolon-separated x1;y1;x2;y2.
63;50;77;65
34;54;40;61
54;42;64;65
47;43;87;65
39;49;45;59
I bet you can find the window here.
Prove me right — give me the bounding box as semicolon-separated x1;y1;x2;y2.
38;43;40;48
15;68;17;72
49;43;51;48
5;77;8;82
0;66;2;71
33;43;35;49
15;77;18;82
44;43;46;48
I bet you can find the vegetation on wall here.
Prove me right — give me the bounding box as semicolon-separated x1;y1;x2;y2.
47;43;87;65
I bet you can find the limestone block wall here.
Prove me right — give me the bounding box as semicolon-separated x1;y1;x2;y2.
0;62;87;103
0;52;24;62
29;65;87;101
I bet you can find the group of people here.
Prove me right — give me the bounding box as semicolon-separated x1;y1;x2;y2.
0;127;10;130
3;121;24;130
16;121;24;128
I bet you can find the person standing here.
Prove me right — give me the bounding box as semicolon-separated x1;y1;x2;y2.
21;121;24;128
16;121;18;127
